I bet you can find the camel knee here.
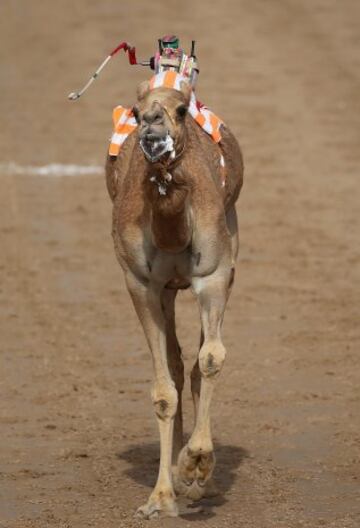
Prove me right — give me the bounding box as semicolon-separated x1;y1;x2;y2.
151;381;178;421
199;342;226;379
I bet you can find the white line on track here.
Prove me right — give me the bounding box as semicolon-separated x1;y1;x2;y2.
0;163;103;176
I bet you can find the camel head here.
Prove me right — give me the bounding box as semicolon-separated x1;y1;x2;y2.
133;80;192;163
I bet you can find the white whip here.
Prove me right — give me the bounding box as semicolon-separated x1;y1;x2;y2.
68;41;137;101
68;55;112;101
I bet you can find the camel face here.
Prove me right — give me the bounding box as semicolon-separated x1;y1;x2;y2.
134;85;189;162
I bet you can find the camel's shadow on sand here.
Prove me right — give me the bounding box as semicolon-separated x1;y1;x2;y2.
116;441;249;520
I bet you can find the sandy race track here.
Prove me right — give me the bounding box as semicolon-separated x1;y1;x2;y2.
1;1;359;526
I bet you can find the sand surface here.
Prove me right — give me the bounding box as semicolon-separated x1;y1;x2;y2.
0;1;359;526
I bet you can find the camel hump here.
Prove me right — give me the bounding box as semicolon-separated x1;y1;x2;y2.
187;118;243;210
219;124;244;209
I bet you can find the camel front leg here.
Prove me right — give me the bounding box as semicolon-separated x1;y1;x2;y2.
125;273;178;519
177;268;230;500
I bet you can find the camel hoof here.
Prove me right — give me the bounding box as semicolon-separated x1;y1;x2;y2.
173;472;193;496
178;445;216;482
135;504;159;520
181;478;219;501
184;480;205;501
175;445;217;500
135;495;178;520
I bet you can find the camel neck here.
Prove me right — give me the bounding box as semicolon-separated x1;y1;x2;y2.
145;163;192;253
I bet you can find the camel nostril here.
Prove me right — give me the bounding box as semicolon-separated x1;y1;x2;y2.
153;113;164;123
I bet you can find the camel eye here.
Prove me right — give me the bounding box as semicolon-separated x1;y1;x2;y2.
132;106;140;123
176;104;187;120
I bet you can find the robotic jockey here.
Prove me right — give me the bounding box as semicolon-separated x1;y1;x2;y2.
149;35;199;88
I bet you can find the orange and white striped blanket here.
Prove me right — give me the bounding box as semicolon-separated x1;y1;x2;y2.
109;71;223;156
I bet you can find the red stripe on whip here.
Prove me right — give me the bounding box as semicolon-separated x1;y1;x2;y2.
128;47;137;64
109;41;130;56
108;41;137;64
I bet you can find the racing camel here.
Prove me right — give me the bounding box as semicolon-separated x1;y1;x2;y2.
106;73;243;518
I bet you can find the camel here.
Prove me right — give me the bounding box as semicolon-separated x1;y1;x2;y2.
105;78;243;519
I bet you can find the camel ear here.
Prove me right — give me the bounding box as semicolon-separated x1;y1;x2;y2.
176;104;187;120
179;80;192;105
132;105;140;124
137;80;150;101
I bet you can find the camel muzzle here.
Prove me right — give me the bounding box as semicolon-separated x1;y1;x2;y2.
140;132;174;163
